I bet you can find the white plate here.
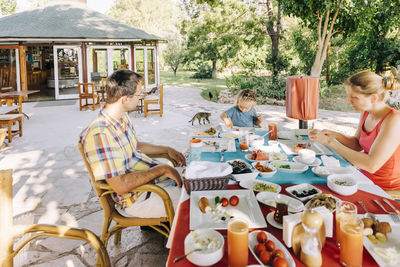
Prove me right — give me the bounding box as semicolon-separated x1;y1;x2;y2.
244;153;269;163
249;230;295;267
266;212;283;229
271;160;308;173
311;166;354;178
305;194;341;212
293;156;322;167
278;130;306;140
360;214;400;267
239;179;281;193
285;183;323;202
256;192;305;213
279;140;333;155
192;129;219;138
226;159;258;182
200;138;236;152
189;190;267;230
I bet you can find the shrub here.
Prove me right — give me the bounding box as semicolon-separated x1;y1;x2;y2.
226;74;286;101
191;64;212;79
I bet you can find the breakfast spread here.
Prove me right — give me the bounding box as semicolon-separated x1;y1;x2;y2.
197;127;217;136
228;160;252;174
307;194;337;211
253;183;277;192
198;195;240;222
251;150;269;161
253;231;289;266
254;162;273;172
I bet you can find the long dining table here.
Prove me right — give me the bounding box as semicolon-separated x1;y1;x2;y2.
166;129;400;267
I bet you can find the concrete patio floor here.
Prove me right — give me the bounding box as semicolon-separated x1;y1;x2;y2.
0;86;360;266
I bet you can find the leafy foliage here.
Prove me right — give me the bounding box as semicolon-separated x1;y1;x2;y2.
163;41;185;76
0;0;16;16
191;63;213;79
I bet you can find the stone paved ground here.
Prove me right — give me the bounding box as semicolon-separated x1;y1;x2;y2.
0;86;360;266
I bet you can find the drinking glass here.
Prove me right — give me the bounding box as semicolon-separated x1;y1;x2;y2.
268;123;277;140
239;130;249;151
335;201;357;246
274;194;288;224
340;217;364;267
228;218;248;267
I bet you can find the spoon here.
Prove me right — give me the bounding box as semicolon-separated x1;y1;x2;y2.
173;242;213;263
358;201;379;223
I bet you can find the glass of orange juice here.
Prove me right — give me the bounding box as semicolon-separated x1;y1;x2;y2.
340;217;364;267
228;218;248;267
335;201;357;246
268;123;277;140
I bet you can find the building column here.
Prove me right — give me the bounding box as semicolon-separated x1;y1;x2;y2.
130;42;135;72
18;43;27;93
81;42;88;82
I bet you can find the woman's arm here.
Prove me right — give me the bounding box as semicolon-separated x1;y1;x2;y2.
220;112;233;128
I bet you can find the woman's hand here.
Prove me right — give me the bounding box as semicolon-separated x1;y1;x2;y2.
308;129;334;146
167;148;186;167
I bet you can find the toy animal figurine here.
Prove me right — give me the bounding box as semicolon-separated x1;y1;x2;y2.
188;112;211;125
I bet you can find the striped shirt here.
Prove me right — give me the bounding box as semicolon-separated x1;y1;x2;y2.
80;109;161;207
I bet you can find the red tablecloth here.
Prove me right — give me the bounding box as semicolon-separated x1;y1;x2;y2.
167;185;400;267
286;76;319;120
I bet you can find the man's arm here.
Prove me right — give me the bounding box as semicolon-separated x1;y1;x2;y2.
137;142;186;167
106;164;182;195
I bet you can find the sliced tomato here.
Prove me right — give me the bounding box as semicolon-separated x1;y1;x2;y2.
221;197;229;207
229;195;239;206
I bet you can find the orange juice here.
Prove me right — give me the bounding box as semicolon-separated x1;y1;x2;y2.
268;123;277;140
335;201;357;246
239;141;248;150
228;219;248;267
340;221;363;267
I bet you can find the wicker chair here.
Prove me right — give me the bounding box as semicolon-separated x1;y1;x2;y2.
78;141;176;250
0;169;110;267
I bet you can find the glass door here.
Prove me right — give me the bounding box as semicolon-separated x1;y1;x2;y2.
53;46;82;99
134;46;157;89
0;48;20;91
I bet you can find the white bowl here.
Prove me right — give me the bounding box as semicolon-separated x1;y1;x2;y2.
251;161;277;178
184;229;224;266
311;166;354;178
249;137;265;147
327;174;358;196
226;159;258;182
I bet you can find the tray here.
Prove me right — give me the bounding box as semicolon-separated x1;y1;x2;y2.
279;140;333;155
189;190;267;230
200;138;236;152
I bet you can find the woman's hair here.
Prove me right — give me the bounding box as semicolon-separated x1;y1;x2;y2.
105;69;143;104
235;89;257;109
344;70;400;101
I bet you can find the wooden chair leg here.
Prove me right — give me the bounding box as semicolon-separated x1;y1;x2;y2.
7;121;12;143
18;118;22;137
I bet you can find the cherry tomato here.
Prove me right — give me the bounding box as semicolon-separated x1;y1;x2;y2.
255;243;266;256
265;240;275;252
221;197;229;207
273;249;285;259
230;195;239;206
256;231;268;243
273;257;288;267
259;250;271;265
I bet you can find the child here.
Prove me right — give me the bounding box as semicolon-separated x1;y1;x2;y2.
220;89;263;128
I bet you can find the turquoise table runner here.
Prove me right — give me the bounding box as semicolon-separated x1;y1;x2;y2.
199;131;350;185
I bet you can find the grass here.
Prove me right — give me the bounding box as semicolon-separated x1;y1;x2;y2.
161;70;352;112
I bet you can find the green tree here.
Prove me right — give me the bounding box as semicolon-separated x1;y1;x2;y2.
278;0;359;77
28;0;50;8
182;0;253;78
163;41;185;76
109;0;182;39
0;0;16;16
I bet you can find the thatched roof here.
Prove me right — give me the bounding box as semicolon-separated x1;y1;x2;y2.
0;2;161;42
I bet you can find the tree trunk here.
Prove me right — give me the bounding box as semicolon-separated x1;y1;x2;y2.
264;0;282;77
326;42;331;83
212;60;217;79
310;7;340;77
173;67;177;76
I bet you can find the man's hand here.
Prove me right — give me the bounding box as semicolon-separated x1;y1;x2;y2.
167;147;187;167
163;165;182;187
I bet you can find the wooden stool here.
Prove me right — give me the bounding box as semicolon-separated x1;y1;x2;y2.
0;114;23;143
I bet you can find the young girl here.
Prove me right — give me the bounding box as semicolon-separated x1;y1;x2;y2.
309;71;400;191
220;89;263;128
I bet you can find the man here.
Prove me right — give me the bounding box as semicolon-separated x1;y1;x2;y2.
80;69;186;218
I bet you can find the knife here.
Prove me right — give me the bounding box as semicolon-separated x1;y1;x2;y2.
383;198;400;215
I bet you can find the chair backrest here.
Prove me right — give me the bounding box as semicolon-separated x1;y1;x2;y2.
78;83;95;95
77;141;115;219
100;77;107;87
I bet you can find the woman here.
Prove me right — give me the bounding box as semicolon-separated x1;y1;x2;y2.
309;71;400;191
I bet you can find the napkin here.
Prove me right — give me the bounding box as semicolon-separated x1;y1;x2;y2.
321;155;341;167
185;161;232;179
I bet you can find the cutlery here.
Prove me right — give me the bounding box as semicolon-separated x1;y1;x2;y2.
382;198;400;215
373;199;400;223
357;201;379;222
173;248;203;263
220;149;226;162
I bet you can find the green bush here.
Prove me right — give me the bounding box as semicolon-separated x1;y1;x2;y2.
226;75;286;101
191;64;212;79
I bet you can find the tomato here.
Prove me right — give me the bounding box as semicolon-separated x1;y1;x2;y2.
255;243;266;256
273;257;288;267
259;250;271;265
265;240;275;252
273;249;285;259
230;195;239;206
256;231;268;243
221;197;229;207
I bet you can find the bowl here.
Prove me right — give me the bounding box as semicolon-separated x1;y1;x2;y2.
226;159;258;182
184;229;224;266
327;174;358;196
252;161;277;178
249;134;265;147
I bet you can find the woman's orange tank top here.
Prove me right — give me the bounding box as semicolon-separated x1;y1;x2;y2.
359;109;400;190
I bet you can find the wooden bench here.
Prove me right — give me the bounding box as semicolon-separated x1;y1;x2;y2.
0;114;23;143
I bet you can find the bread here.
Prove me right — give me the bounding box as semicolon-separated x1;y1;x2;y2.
375;222;392;237
362;218;374;229
198;197;210;213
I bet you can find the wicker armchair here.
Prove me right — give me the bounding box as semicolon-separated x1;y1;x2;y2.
0;169;110;267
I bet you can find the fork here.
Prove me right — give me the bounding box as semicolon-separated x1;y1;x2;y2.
357;201;379;222
373;199;400;223
220;149;226;162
